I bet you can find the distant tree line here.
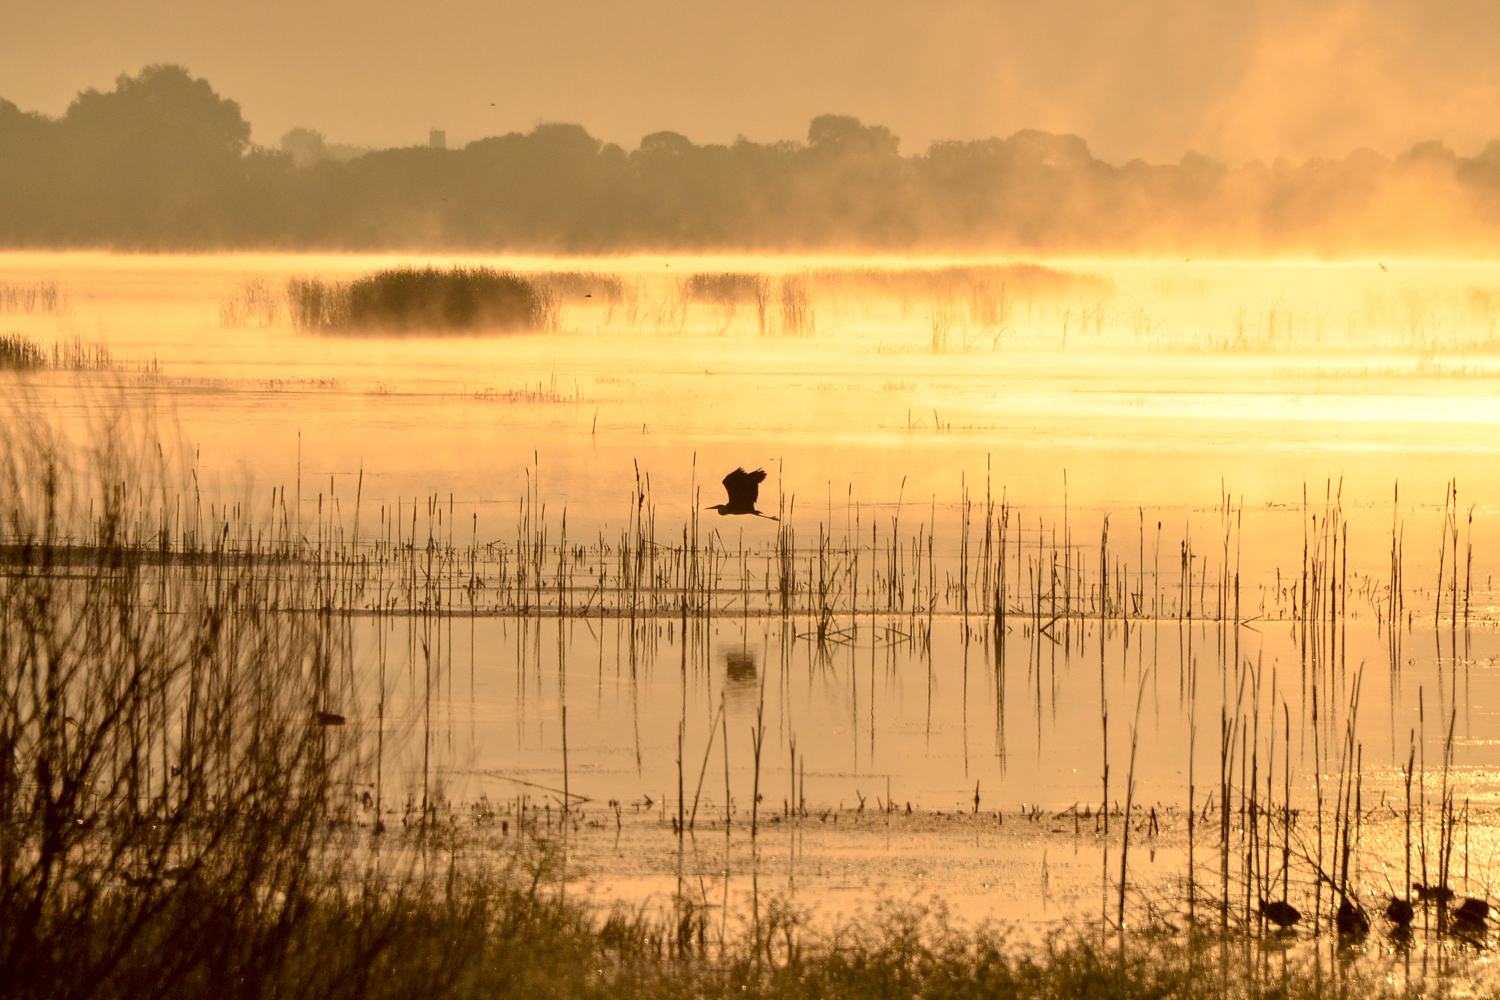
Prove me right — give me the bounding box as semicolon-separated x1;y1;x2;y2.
4;64;1500;254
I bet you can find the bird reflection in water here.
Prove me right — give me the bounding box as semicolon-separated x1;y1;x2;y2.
724;648;759;707
726;649;757;685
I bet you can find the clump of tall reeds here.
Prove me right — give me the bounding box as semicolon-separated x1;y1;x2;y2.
0;332;47;369
288;266;551;333
0;332;118;371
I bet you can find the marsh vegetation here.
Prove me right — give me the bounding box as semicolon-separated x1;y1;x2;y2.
6;252;1500;997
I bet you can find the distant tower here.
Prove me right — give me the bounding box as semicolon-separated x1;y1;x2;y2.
429;129;446;150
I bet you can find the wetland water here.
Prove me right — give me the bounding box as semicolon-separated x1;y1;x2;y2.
7;252;1500;942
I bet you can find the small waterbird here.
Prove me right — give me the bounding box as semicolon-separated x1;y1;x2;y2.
1416;882;1455;905
1259;899;1301;929
1453;897;1490;930
708;468;778;519
1336;898;1370;937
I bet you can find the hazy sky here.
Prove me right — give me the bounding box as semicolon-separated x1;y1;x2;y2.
4;0;1500;163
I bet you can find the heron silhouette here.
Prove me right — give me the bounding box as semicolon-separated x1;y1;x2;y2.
708;468;778;519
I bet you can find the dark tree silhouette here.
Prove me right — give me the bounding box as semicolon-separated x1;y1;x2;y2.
2;66;1500;253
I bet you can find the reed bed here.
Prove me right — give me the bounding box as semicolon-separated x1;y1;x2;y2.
0;447;1476;645
0;332;127;371
288;266;552;333
253;259;1500;357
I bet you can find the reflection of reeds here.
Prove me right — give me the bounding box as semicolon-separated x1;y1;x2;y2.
0;279;69;315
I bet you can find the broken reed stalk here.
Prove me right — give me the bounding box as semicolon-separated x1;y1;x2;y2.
1101;515;1110;841
1404;737;1414;905
750;695;766;838
1118;672;1148;933
1419;689;1428;926
789;737;797;820
688;699;725;832
1187;716;1196;929
1219;708;1231;934
1281;701;1290;908
722;692;732;830
1438;708;1457;927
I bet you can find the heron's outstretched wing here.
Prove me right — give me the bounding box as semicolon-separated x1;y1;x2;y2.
722;467;767;508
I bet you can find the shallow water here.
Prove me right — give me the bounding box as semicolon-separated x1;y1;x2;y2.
7;251;1500;943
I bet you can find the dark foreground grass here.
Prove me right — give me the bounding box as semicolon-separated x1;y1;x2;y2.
288;266;549;332
9;855;1405;1000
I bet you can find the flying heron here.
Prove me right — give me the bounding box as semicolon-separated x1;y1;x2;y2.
708;468;778;519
